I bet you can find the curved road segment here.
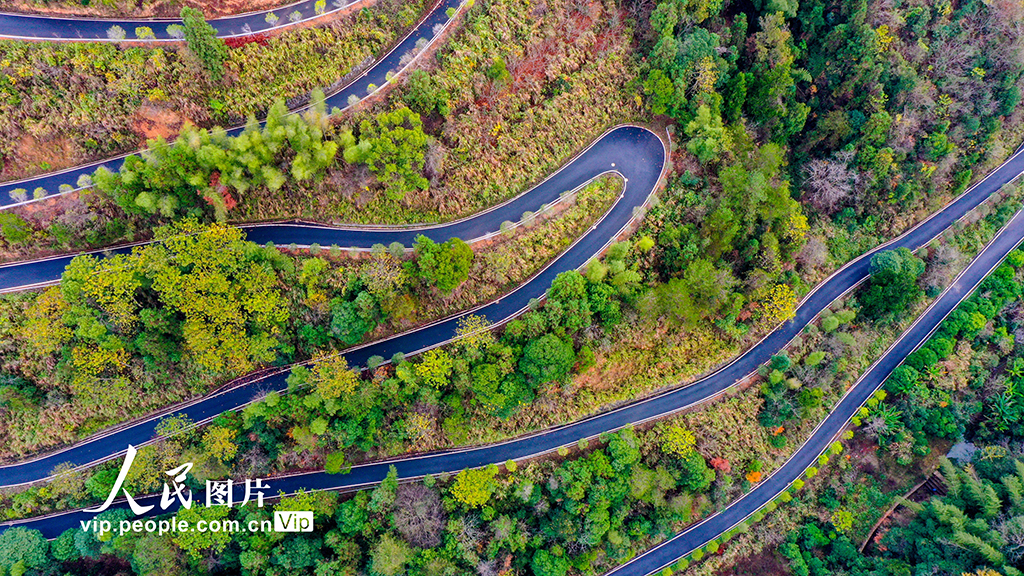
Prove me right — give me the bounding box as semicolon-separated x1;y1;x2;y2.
0;126;660;293
5;0;1024;571
0;0;461;208
0;140;1023;562
0;125;666;484
0;0;379;41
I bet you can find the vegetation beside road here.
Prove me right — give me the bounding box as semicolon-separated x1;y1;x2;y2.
1;0;302;18
5;202;1020;575
707;248;1024;576
1;0;639;262
0;424;717;576
0;0;426;181
678;196;1024;576
2;0;1024;574
0;176;620;461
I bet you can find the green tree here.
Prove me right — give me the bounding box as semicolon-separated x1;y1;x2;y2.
753;0;798;17
531;548;570;576
654;258;737;327
309;354;360;399
45;219;288;406
51;530;79;562
485;56;511;83
172;505;232;559
180;8;228;82
746;13;809;141
702;206;740;260
452;466;498;508
324;451;347;474
0;213;31;244
471;362;503;406
723;71;749;122
369;534;413;576
0;528;48;570
519;333;575;384
145;221;288;374
685;104;730;163
330;291;381;345
131;533;181;575
870;247;927;278
676;449;714;492
369;466;399;513
403;70;450;116
545;271;593;333
416;348;453;388
270;535;324;570
411;235;474;293
346;107;429;200
92;94;336;221
644;69;678;116
660;424;697;456
201;425;237;463
860;248;925;323
608;427;642;472
885;364;920;395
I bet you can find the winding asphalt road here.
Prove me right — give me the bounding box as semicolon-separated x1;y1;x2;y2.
1;138;1024;559
6;1;1024;573
0;125;657;294
0;125;666;484
0;0;377;41
0;0;461;208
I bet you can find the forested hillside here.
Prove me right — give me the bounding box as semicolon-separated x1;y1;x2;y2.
2;0;1024;575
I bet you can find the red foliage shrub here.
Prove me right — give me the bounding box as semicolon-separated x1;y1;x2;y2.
225;33;270;48
710;457;732;473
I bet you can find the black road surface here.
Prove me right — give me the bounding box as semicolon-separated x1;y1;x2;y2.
0;0;378;41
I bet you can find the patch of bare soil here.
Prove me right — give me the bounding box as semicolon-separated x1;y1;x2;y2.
13;190;72;222
573;350;639;394
1;0;302;19
0;191;93;263
6;134;79;181
4;104;186;181
719;549;790;576
134;102;189;144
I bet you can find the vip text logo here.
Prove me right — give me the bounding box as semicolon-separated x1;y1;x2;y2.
274;511;314;532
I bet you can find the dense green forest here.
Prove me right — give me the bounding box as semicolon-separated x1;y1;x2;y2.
779;457;1024;576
